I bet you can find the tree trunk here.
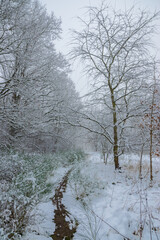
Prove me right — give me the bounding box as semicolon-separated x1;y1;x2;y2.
150;127;153;182
113;125;119;169
111;92;119;169
149;68;156;183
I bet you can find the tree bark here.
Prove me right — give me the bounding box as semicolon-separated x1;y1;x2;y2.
150;126;153;182
111;91;119;169
149;65;156;183
113;124;119;169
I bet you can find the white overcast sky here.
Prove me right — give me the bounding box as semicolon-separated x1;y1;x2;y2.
41;0;160;95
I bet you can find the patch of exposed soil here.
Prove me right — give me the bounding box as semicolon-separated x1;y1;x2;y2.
50;169;78;240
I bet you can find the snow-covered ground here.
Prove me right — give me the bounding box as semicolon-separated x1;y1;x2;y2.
22;152;160;240
22;167;69;240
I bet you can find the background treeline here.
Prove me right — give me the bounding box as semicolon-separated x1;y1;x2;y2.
0;0;81;153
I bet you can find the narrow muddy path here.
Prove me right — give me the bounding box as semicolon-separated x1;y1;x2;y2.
50;169;78;240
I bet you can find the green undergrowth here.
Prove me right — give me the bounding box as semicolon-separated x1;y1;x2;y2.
0;149;85;239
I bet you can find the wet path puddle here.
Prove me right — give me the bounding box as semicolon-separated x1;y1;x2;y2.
50;169;78;240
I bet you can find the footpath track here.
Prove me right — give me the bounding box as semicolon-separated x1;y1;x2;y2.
50;169;78;240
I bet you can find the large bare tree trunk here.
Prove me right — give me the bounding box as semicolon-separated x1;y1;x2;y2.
113;124;119;169
111;91;119;169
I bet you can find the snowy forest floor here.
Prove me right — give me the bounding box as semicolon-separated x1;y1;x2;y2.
21;152;160;240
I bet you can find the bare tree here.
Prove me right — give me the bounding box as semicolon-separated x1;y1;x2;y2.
141;62;160;183
70;2;160;169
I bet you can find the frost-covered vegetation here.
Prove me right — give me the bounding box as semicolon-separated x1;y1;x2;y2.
0;0;81;153
0;150;85;239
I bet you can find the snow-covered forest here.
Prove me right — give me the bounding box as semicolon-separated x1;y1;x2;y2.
0;0;160;239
